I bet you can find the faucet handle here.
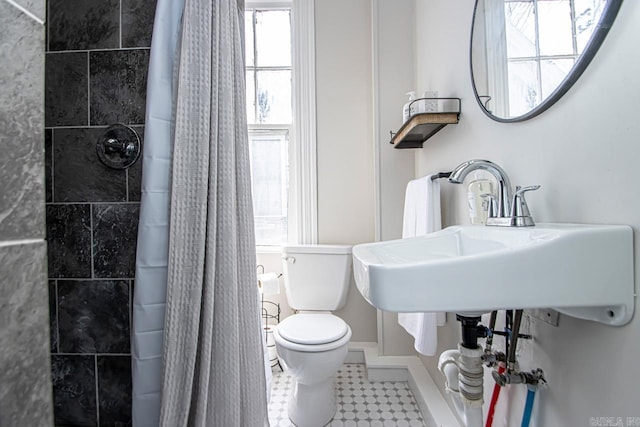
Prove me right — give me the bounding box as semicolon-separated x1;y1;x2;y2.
510;185;540;225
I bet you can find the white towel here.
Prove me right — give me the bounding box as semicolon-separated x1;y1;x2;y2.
398;175;446;356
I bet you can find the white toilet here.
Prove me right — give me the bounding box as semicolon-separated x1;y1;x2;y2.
273;244;353;427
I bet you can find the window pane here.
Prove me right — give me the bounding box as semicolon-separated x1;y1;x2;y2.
246;70;255;124
245;11;254;67
505;2;536;59
249;130;289;245
256;10;291;67
508;60;540;116
538;0;573;56
256;70;292;124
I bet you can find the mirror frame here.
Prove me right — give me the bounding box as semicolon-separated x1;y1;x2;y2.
470;0;623;123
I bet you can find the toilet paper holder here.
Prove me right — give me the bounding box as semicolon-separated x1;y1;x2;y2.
257;265;283;370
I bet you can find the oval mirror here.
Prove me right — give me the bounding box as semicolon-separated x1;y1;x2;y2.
470;0;622;122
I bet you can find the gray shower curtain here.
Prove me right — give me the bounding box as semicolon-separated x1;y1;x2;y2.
157;0;268;425
132;0;268;427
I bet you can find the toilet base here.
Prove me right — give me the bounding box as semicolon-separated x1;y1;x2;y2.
288;378;336;427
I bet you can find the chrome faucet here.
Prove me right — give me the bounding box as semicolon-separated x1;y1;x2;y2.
448;159;539;227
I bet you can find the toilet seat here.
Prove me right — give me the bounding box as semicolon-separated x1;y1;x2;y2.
278;313;348;344
274;313;351;353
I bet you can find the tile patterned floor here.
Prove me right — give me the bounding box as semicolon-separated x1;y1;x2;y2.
268;363;427;427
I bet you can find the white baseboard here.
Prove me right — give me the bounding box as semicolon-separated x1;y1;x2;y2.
347;342;461;427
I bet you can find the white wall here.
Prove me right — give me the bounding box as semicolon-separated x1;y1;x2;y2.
412;0;640;424
372;0;423;356
288;0;378;342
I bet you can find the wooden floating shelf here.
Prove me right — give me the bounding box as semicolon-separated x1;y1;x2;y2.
390;98;461;149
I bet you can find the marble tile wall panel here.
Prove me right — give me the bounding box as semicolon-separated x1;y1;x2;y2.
51;355;98;426
0;0;46;242
0;242;53;427
122;0;157;48
58;280;130;353
90;50;150;125
11;0;46;23
48;0;119;51
97;356;133;426
53;128;128;202
46;204;92;278
93;204;140;278
45;52;88;127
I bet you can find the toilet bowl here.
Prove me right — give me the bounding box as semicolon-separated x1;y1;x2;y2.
276;244;353;426
274;313;352;427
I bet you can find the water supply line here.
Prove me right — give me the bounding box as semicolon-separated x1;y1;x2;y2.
491;310;543;387
521;385;537;427
508;310;523;373
485;364;505;427
484;311;504;427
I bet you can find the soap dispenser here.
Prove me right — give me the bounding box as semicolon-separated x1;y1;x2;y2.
402;91;417;123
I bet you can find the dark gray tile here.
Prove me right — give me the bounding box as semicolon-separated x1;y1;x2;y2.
51;355;97;427
90;50;150;126
48;0;119;51
0;1;46;242
45;129;53;203
97;356;132;426
122;0;157;48
93;204;140;278
126;126;144;201
58;280;130;353
45;52;88;127
53;128;127;203
46;204;92;278
49;280;58;353
0;242;54;427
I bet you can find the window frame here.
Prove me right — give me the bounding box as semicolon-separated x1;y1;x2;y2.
245;0;318;250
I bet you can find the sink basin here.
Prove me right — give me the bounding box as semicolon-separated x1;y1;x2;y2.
352;224;634;325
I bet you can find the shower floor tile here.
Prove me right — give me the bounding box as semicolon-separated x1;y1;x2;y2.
268;363;427;427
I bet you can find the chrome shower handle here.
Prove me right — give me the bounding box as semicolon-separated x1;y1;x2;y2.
96;124;141;170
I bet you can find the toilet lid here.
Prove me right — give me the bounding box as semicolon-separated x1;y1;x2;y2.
277;313;348;345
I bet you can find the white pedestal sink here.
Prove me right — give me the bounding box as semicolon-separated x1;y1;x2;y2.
352;224;634;326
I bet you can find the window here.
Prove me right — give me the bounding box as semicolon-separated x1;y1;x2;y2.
245;1;317;247
245;7;292;246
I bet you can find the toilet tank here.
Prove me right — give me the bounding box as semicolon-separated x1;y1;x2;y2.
282;244;352;311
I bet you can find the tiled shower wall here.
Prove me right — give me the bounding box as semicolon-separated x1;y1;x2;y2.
45;0;156;425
